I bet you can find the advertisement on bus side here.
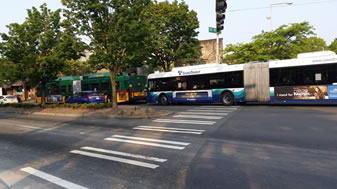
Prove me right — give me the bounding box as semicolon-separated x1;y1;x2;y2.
328;86;337;99
274;86;328;100
175;92;209;99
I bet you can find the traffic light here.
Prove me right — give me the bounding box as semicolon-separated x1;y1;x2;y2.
216;0;227;33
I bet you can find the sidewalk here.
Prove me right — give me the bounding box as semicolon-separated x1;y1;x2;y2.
0;105;172;120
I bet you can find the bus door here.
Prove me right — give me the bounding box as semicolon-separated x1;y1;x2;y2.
244;62;270;102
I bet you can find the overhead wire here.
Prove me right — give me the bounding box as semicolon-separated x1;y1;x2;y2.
227;0;337;13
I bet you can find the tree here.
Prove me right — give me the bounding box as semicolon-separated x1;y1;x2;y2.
63;59;94;76
144;0;201;71
0;22;35;100
0;4;83;104
0;58;17;87
301;36;327;52
329;38;337;54
223;22;327;64
62;0;152;108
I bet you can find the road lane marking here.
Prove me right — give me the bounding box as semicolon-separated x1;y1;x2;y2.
173;115;223;120
20;167;88;189
104;138;186;150
187;110;233;113
179;112;228;116
135;126;205;132
195;107;237;110
111;135;190;146
16;124;59;131
70;150;159;169
133;126;204;135
153;119;216;125
80;147;167;162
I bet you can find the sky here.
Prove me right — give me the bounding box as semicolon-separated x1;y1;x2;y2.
0;0;336;47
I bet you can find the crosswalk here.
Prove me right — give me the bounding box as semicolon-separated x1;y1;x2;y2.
133;126;205;135
153;119;216;125
173;114;223;119
69;105;240;169
19;105;241;188
104;135;190;150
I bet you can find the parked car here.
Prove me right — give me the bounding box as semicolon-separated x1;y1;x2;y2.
65;91;105;104
0;95;19;104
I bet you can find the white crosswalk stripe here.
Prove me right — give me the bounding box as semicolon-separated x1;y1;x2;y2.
21;167;89;189
70;150;160;169
104;135;190;150
133;126;205;135
80;146;167;162
179;112;228;116
187;109;233;113
173;114;223;120
153;119;216;125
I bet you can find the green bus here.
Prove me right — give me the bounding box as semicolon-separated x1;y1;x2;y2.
36;72;147;104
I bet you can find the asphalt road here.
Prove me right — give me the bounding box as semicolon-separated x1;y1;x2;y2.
0;105;337;189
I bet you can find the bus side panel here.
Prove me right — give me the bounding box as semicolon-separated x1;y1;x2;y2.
172;90;213;103
212;88;246;103
270;85;337;104
147;91;173;104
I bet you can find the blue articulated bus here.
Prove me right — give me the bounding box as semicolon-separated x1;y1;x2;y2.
147;51;337;105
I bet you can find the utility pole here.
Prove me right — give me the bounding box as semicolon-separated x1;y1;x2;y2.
266;2;293;31
216;0;227;64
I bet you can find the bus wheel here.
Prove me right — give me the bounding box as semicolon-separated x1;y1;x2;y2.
221;92;234;106
159;94;168;105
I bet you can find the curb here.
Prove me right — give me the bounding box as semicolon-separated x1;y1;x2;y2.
0;111;174;120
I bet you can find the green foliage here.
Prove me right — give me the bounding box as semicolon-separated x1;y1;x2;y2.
329;38;337;54
223;22;328;64
62;0;152;108
42;103;112;109
0;22;35;88
0;103;38;108
63;59;94;76
0;4;84;104
144;0;201;71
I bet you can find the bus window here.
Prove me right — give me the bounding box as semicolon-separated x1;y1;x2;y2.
68;85;73;93
177;80;187;90
226;71;244;88
148;80;156;92
92;83;99;91
82;84;89;91
60;85;67;93
189;76;206;90
101;83;109;90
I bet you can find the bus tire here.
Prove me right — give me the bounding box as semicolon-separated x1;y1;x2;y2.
159;94;168;105
221;92;234;106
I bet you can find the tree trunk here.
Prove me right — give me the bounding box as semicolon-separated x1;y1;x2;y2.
22;81;26;101
109;70;118;108
41;84;46;106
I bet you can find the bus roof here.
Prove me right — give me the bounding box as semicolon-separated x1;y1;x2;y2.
148;63;244;79
148;51;337;79
55;76;81;81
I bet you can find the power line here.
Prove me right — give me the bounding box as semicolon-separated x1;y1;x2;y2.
227;0;337;13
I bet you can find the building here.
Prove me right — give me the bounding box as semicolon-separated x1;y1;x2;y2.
200;38;223;64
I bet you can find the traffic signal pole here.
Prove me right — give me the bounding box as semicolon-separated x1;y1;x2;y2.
215;0;227;64
216;32;220;64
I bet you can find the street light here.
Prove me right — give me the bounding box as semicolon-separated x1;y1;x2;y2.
266;2;293;31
